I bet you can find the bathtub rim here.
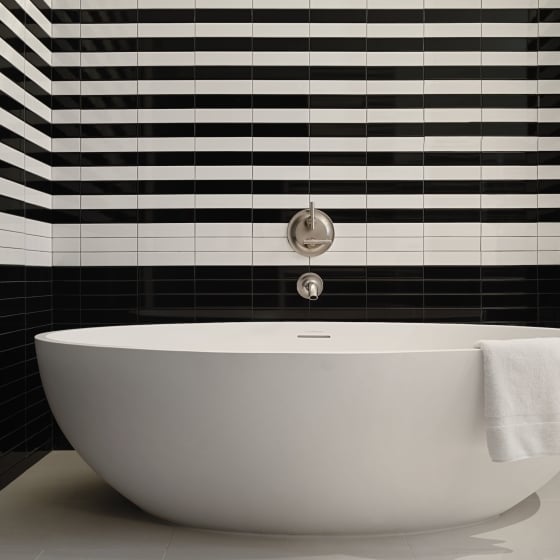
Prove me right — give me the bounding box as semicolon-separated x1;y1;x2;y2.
34;321;560;355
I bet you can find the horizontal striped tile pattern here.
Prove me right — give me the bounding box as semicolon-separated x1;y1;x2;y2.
3;0;560;267
0;0;52;484
0;0;52;267
42;0;560;266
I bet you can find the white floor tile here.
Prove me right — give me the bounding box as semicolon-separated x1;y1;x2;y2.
0;548;44;560
165;530;413;560
38;550;166;560
1;452;560;560
0;453;173;550
534;472;560;502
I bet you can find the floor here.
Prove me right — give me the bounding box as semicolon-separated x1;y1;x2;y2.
1;453;560;560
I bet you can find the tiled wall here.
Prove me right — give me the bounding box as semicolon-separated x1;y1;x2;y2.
48;0;560;269
3;1;560;450
0;0;52;482
46;1;560;331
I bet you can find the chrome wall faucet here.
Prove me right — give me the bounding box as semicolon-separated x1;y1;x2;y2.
287;201;335;257
297;273;324;301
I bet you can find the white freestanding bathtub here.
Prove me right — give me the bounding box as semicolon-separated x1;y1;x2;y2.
36;322;560;535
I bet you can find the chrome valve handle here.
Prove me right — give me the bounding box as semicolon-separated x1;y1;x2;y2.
287;201;335;257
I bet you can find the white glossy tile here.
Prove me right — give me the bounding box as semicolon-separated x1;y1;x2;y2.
425;23;481;37
80;252;138;267
484;51;537;66
195;252;251;266
424;166;480;181
196;223;252;238
424;195;480;209
424;252;481;266
424;222;481;237
312;252;367;266
426;0;480;5
0;247;25;265
311;0;365;7
539;251;560;265
253;252;309;266
482;194;537;209
254;0;308;7
367;223;423;237
367;194;422;209
81;224;137;238
482;251;537;266
139;0;193;7
195;237;252;252
139;166;195;181
483;223;537;237
538;238;560;251
367;251;423;266
484;0;536;6
81;195;137;210
52;224;80;238
313;195;366;209
311;166;367;181
425;237;481;252
370;237;423;252
255;80;309;95
52;196;80;210
252;223;289;238
368;0;421;6
52;238;80;252
138;252;194;266
333;223;367;238
26;251;52;267
427;47;478;65
52;252;80;266
138;195;195;209
311;24;367;39
367;52;423;66
81;238;137;253
253;137;309;152
196;194;251;209
25;219;52;239
482;237;537;251
253;238;292;252
309;51;367;66
138;223;194;238
253;195;308;209
367;23;422;38
424;137;481;152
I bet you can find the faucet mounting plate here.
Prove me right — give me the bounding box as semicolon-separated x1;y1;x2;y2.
287;205;335;257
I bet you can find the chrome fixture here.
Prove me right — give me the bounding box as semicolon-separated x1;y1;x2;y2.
297;272;324;301
287;201;335;257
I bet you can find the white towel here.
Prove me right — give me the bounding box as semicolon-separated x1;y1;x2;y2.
478;337;560;462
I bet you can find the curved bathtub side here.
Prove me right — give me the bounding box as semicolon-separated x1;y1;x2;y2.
36;338;560;534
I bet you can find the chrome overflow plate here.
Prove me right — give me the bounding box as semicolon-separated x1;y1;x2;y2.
287;201;335;257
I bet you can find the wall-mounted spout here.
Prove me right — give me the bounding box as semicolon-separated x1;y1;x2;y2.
308;281;319;301
297;273;324;301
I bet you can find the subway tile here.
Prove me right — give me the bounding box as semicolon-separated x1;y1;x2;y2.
424;251;481;266
3;0;560;466
80;252;138;266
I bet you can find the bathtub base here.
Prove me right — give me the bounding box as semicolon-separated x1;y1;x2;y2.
140;513;505;537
